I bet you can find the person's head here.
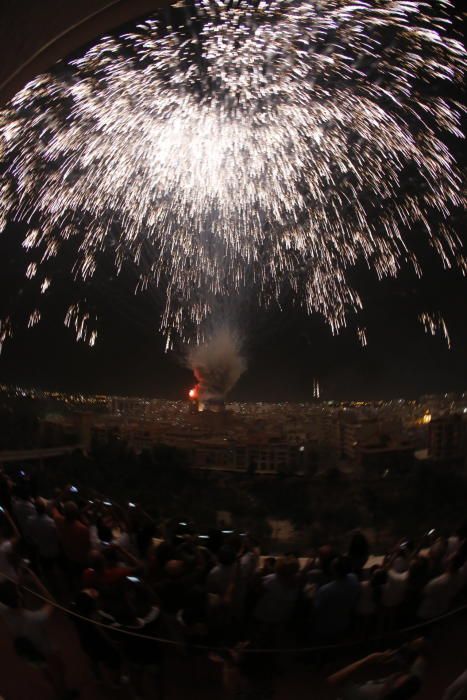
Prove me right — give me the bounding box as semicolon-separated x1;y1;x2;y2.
14;480;31;501
276;555;299;583
154;541;175;567
63;501;79;522
217;545;236;567
349;530;369;556
0;580;20;609
331;555;352;580
318;545;336;575
34;497;47;516
165;559;185;579
176;539;200;570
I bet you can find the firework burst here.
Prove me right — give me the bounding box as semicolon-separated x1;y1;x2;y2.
0;0;465;348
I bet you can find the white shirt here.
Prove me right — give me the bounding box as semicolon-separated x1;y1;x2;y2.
0;602;53;655
12;499;35;534
382;569;408;608
418;572;462;620
25;513;59;559
0;540;18;582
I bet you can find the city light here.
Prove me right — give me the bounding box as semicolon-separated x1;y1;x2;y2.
1;383;465;472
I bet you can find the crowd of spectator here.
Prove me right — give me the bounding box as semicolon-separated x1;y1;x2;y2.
0;466;467;700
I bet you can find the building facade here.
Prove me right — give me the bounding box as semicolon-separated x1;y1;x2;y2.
428;414;466;462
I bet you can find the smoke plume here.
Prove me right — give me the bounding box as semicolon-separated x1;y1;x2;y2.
187;326;246;402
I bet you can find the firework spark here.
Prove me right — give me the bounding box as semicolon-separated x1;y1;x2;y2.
27;309;41;328
357;327;368;348
418;311;451;348
0;0;465;347
64;303;98;346
0;317;12;353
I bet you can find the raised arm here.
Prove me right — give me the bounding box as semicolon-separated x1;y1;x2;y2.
327;651;395;687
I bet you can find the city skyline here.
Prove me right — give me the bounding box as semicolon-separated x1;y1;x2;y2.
1;382;466;409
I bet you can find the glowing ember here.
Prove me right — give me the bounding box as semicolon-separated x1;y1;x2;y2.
187;326;246;406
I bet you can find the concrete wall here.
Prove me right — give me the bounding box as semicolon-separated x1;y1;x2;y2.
0;0;167;105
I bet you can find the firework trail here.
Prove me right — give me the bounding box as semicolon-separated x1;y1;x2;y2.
0;0;465;349
418;311;451;348
357;327;368;348
0;317;12;353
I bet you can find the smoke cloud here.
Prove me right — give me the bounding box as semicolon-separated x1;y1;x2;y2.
187;326;246;403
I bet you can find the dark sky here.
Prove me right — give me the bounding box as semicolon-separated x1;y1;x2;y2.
0;221;465;402
0;7;465;403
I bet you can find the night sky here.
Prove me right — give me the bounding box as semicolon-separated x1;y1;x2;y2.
0;220;465;402
0;7;465;403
